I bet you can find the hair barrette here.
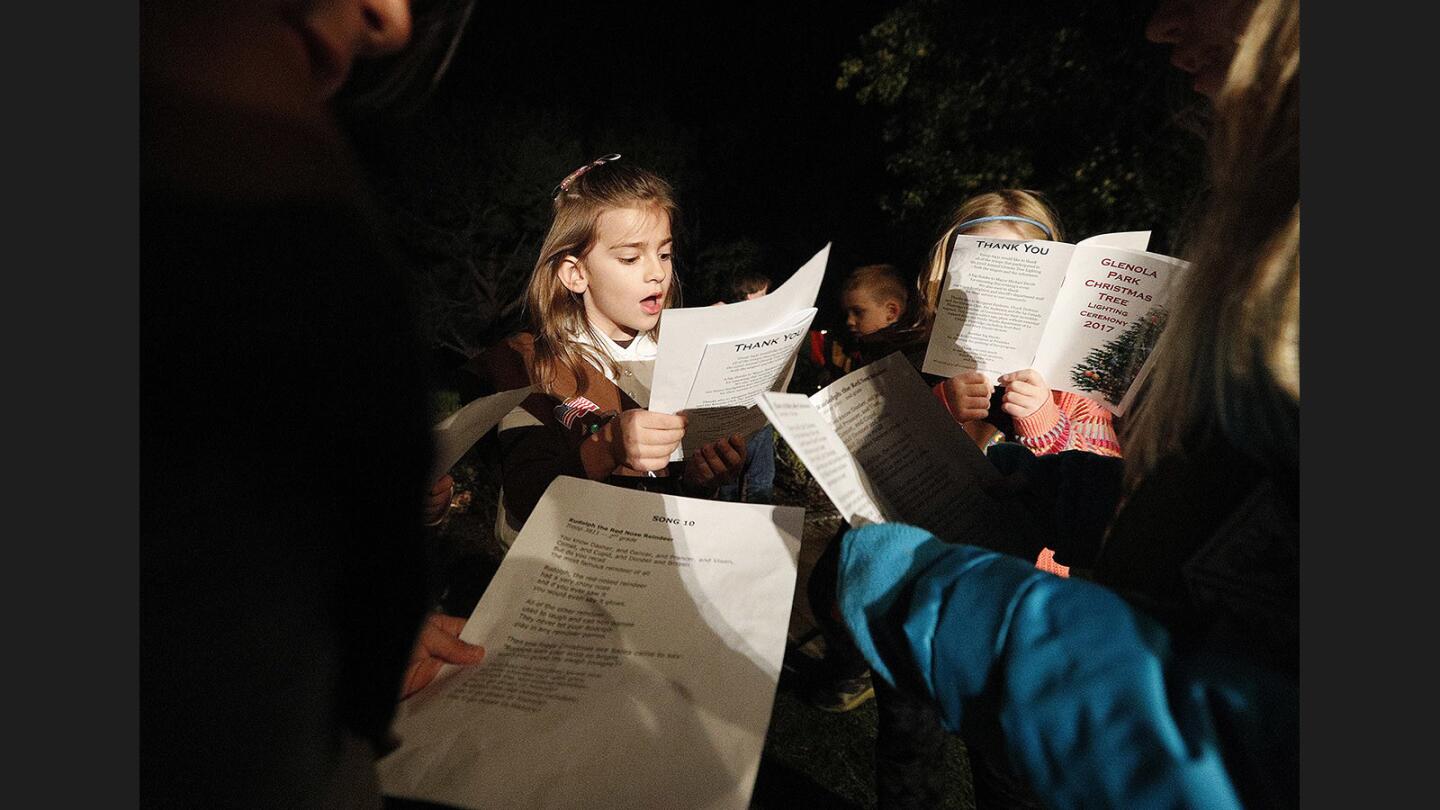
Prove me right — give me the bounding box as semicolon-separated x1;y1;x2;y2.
551;153;623;200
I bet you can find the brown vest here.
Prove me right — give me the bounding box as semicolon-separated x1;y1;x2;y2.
468;333;652;480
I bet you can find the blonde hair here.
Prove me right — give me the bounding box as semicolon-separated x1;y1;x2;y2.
525;161;681;397
844;264;924;331
918;190;1065;315
1122;0;1298;485
844;263;907;303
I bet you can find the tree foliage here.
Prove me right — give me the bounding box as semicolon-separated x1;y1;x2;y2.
349;101;705;360
1071;306;1168;402
837;1;1208;256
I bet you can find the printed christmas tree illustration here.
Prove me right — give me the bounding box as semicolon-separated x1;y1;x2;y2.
1071;306;1168;401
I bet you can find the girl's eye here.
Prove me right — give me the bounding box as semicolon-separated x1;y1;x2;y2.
659;253;673;262
619;256;640;265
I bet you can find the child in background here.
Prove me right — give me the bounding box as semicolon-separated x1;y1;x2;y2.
478;155;746;549
844;191;1119;808
839;264;932;372
805;262;933;713
923;190;1123;577
836;2;1299;804
716;266;771;304
712;266;778;505
925;190;1123;464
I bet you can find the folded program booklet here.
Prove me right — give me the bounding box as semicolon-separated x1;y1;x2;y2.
922;230;1188;413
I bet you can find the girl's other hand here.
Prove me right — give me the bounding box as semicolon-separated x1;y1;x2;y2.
683;433;747;494
400;613;486;700
614;408;687;472
998;369;1050;418
943;371;991;423
423;474;455;526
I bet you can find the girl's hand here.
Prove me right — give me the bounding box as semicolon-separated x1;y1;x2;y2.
683;433;747;494
943;371;991;423
998;369;1050;418
613;408;687;472
422;474;454;526
400;613;486;700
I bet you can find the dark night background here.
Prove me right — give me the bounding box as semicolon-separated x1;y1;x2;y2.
342;0;1205;367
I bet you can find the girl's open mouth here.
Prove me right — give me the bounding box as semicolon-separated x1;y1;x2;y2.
639;293;663;315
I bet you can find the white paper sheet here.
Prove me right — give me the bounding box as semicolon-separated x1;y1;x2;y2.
431;386;534;481
677;308;817;453
650;244;831;459
920;236;1076;379
761;353;1010;545
378;476;805;810
756;393;886;526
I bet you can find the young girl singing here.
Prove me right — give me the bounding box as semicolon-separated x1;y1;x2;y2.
479;155;746;549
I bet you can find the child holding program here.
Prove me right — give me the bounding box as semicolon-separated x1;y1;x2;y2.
846;192;1131;805
478;155;746;549
924;190;1124;577
805;261;933;713
807;195;1120;712
924;190;1123;463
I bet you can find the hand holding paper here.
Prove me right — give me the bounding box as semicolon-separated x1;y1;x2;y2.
612;408;687;473
921;231;1188;411
400;613;487;700
941;370;992;423
997;369;1050;419
682;433;747;494
650;245;830;456
422;474;455;526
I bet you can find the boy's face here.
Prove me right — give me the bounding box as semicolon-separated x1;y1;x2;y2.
565;206;674;341
843;289;900;337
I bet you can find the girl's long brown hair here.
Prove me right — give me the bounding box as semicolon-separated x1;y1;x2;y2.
525;161;681;397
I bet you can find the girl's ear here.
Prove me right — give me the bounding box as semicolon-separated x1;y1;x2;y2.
557;256;588;294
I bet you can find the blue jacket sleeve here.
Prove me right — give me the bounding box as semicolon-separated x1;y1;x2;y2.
836;523;1250;809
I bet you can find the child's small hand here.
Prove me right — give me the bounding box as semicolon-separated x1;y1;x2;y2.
614;408;687;472
943;371;991;423
683;433;748;494
400;613;486;700
422;474;455;526
998;369;1050;418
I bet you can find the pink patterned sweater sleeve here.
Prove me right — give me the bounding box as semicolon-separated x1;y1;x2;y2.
1013;391;1122;458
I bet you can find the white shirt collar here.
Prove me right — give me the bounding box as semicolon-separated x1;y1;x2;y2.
572;327;657;383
